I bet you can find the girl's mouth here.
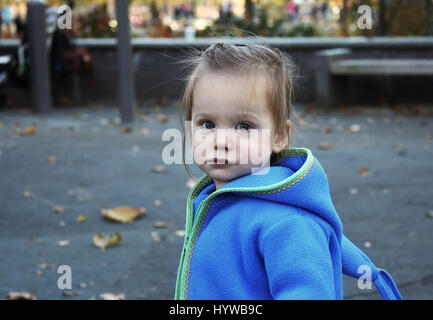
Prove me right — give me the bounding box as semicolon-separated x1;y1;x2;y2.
213;158;229;165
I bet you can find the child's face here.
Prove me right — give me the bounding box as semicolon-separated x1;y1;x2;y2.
190;72;286;190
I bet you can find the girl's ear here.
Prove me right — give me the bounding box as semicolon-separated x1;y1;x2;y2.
272;119;291;154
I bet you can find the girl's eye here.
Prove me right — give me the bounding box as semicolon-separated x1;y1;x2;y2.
200;121;215;130
236;122;252;132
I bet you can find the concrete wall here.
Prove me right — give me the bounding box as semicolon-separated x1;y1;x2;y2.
1;37;433;107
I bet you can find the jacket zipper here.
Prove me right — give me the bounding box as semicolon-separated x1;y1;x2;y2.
175;199;208;299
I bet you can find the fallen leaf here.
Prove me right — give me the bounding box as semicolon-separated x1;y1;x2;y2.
349;124;361;133
23;191;32;198
157;114;169;124
153;221;172;228
321;127;332;134
38;263;55;269
21;125;36;136
317;142;334;150
0;120;4;126
110;117;121;125
358;166;369;176
46;155;57;164
120;127;133;134
52;206;65;214
58;240;70;247
349;188;359;195
99;293;125;300
426;133;432;139
101;206;147;223
175;230;186;237
77;215;87;222
63;291;82;297
393;143;406;156
152;165;166;173
93;232;122;251
363;241;372;248
7;292;36;300
151;231;162;242
426;211;433;218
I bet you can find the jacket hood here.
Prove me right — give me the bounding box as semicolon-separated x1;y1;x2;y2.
191;147;343;239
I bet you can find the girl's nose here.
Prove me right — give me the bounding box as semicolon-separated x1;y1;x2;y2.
214;129;234;151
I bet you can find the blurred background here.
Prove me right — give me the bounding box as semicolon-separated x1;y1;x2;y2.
0;0;432;300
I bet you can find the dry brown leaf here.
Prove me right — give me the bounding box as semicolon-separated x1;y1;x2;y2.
63;291;82;297
120;127;133;134
358;166;369;176
317;142;334;150
321;127;332;134
157;114;170;124
7;292;37;300
151;231;162;242
99;292;125;300
154;221;172;228
93;232;122;251
52;206;65;214
426;132;433;139
152;165;166;173
101;206;147;223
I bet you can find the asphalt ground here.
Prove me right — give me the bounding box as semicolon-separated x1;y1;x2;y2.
0;102;432;300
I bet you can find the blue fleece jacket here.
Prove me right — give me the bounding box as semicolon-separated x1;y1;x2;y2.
174;148;402;300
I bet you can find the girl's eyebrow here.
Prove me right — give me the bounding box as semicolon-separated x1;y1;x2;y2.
193;112;259;122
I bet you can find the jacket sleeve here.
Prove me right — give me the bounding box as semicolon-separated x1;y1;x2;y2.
259;214;337;300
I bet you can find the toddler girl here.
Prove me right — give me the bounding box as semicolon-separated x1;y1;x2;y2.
174;41;402;300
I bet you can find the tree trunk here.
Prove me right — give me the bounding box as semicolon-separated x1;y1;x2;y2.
245;0;253;22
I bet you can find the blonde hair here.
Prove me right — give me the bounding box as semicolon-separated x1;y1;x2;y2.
178;40;300;179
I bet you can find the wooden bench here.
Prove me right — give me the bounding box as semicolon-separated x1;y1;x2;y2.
315;48;433;108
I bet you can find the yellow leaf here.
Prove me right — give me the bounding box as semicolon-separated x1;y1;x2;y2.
22;125;36;136
93;232;122;251
47;155;57;164
77;215;87;222
101;206;146;223
7;292;37;300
